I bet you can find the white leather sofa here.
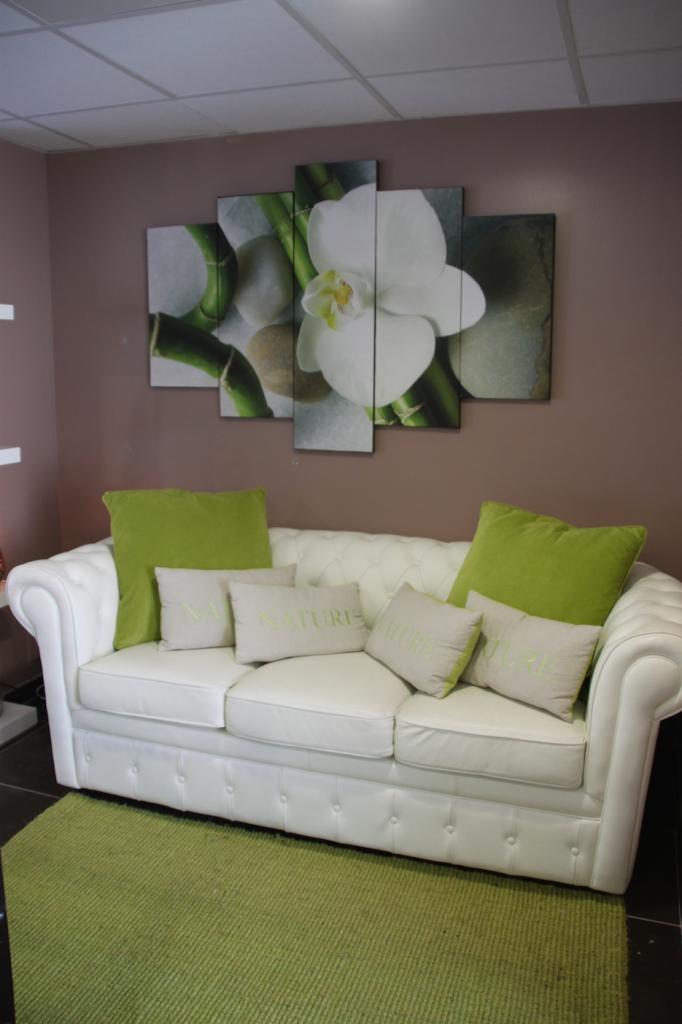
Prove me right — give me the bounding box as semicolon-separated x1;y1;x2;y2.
8;527;682;894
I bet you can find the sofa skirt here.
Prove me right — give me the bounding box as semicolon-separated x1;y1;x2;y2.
71;728;603;890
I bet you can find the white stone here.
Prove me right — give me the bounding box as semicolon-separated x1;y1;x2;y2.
234;235;292;327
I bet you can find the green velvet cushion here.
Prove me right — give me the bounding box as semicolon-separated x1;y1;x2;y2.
448;501;646;627
103;488;272;650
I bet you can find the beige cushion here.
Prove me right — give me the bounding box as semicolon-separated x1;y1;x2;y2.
79;643;253;728
365;583;481;698
227;652;411;758
231;582;368;664
462;591;601;721
155;565;295;651
395;684;586;789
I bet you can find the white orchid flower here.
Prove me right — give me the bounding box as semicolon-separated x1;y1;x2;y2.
297;185;486;407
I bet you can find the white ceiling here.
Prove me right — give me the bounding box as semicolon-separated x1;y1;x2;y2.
0;0;680;152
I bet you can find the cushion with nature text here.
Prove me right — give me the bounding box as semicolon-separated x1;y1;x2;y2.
103;488;272;650
448;501;646;626
155;565;296;651
230;582;368;664
462;591;601;721
365;584;481;698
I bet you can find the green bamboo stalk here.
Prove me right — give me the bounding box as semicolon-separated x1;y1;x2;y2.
436;336;471;399
390;387;434;428
417;355;461;428
256;192;327;411
283;182;315;245
181;224;236;333
438;333;459;383
370;404;399;426
150;312;273;418
303;163;345;201
255;193;316;290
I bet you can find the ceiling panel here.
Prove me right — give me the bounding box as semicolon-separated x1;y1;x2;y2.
581;50;682;105
184;79;392;133
11;0;206;23
0;118;86;150
0;1;37;31
0;31;164;115
570;0;682;56
65;0;348;96
371;61;578;119
33;99;224;147
1;0;681;153
286;0;566;76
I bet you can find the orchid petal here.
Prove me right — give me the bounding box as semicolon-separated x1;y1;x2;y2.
375;309;435;407
376;190;446;292
296;315;322;372
379;266;486;336
312;310;375;407
461;270;488;330
308;184;376;279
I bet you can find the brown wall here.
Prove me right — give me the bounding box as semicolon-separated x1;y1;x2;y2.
0;140;60;684
47;103;682;578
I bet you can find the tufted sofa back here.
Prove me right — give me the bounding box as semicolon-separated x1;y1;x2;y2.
269;528;470;628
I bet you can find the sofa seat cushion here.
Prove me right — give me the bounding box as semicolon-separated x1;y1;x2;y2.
395;685;586;789
79;643;254;729
226;652;411;758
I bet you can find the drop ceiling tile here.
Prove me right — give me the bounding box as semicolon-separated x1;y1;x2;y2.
287;0;566;76
65;0;348;95
569;0;682;56
184;79;392;133
13;1;204;23
0;118;86;150
33;100;225;147
0;2;37;32
581;50;682;105
371;61;579;119
0;31;163;115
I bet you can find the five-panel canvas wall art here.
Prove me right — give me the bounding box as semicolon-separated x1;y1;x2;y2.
147;159;555;453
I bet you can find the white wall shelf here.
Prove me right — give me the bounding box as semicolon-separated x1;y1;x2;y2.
0;447;21;466
0;702;38;746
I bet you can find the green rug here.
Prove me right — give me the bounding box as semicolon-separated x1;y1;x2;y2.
3;793;627;1024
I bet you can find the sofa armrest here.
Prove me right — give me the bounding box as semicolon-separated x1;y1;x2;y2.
7;540;119;787
583;565;682;891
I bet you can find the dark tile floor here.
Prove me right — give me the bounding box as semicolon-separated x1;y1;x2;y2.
0;709;680;1023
